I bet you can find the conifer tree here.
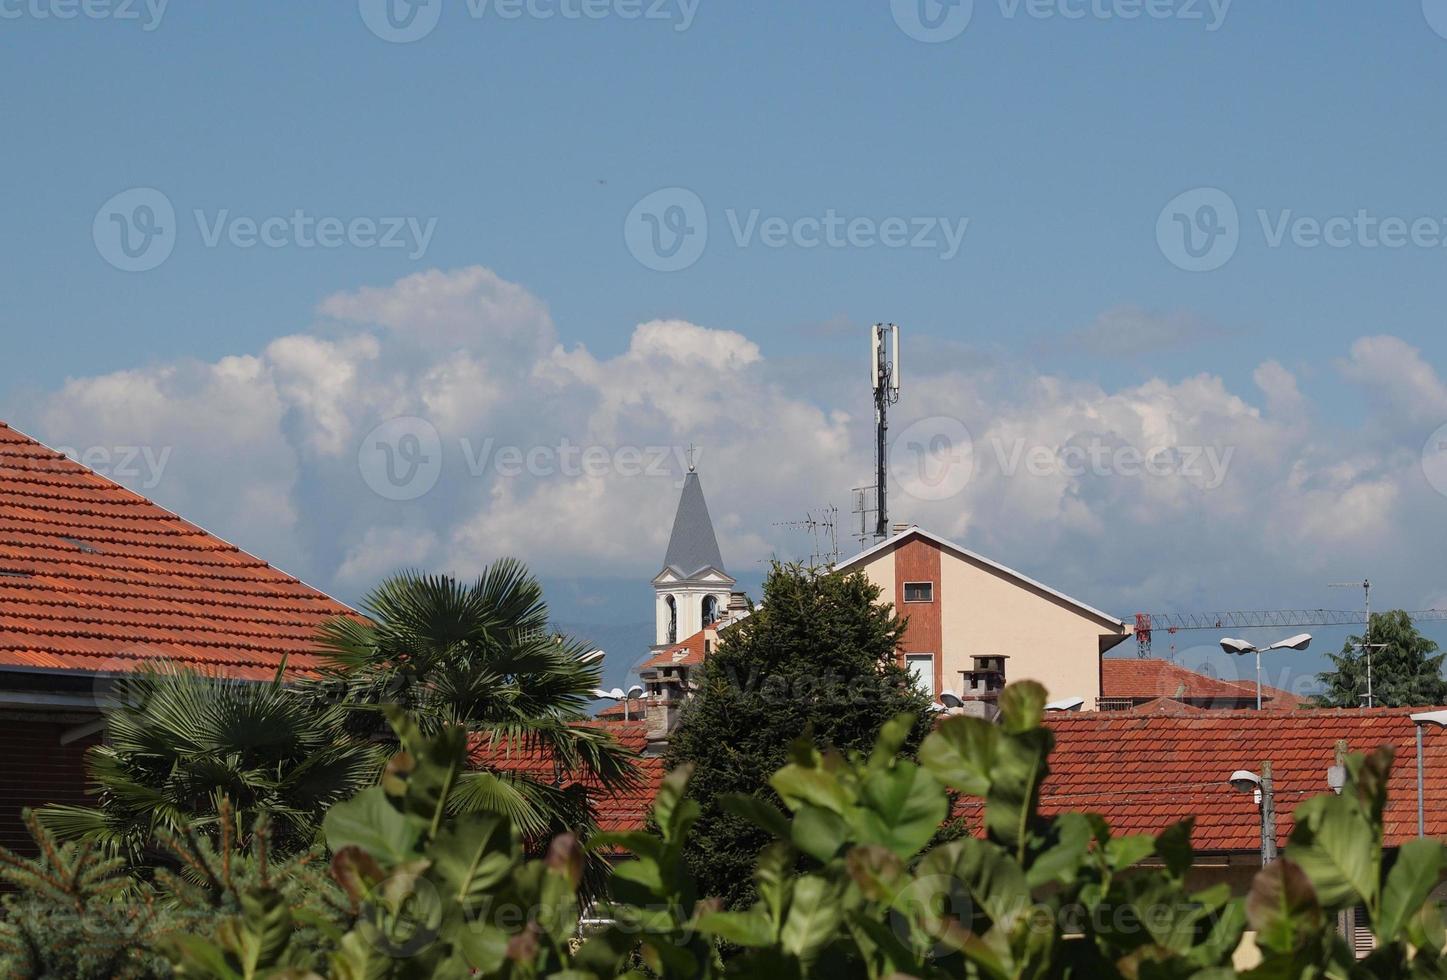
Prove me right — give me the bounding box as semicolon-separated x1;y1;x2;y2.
664;563;937;908
1317;610;1447;708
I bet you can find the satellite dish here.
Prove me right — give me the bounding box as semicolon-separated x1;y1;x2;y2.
626;685;645;699
1046;697;1086;712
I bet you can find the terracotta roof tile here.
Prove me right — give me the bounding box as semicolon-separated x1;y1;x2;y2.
0;421;358;679
1101;659;1311;709
468;720;665;835
956;708;1447;851
639;627;712;670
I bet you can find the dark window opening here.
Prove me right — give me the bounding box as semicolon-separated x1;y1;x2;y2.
904;581;934;603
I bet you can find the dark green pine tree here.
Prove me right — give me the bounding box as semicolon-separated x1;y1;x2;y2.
665;562;937;909
1317;610;1447;708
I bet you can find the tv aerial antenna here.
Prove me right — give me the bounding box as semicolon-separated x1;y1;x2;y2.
773;507;840;570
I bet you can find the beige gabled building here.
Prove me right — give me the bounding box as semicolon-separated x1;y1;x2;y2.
834;526;1131;709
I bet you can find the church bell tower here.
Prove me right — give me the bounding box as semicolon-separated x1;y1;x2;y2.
653;464;734;649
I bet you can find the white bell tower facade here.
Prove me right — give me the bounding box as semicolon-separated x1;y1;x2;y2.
653;467;734;648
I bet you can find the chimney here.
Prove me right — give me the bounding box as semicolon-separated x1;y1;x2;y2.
892;522;912;535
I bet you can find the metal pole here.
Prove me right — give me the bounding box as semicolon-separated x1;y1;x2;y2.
874;330;889;540
1366;580;1373;709
1261;761;1278;864
1256;649;1262;711
1418;724;1426;838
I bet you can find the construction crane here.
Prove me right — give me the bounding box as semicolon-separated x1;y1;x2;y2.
1131;609;1447;658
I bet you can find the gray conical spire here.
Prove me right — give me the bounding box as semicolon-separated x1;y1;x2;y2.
663;470;725;578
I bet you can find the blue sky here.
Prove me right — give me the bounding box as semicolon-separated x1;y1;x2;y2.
5;1;1447;690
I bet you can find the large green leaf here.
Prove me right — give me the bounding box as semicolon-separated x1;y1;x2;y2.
997;681;1047;734
428;813;518;906
918;837;1029;932
720;793;793;841
854;760;949;859
779;875;845;964
1377;837;1446;942
790;804;849;862
984;727;1052;858
770;762;851;815
323;787;421;866
1286;795;1380;911
1246;858;1323;954
696;908;776;947
919;715;999;798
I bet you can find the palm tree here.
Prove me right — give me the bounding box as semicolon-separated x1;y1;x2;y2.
315;560;640;847
38;664;383;863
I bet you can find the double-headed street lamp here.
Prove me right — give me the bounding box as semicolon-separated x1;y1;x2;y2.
1220;633;1313;710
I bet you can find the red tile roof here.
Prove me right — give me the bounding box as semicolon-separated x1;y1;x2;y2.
0;421;359;681
468;720;664;834
639;627;712;671
554;710;1447;853
1101;658;1310;709
979;709;1447;851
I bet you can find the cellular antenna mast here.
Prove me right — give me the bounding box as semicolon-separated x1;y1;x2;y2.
871;323;901;541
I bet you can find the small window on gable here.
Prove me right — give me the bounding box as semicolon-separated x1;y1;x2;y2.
904;582;934;603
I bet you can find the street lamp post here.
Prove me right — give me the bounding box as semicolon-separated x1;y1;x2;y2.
1410;710;1447;838
1220;634;1313;710
1229;764;1277;865
592;684;646;721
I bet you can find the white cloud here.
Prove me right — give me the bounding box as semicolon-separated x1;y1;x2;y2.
14;266;1447;625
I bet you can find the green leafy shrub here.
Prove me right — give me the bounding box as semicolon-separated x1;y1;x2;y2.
0;800;354;980
12;681;1446;978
